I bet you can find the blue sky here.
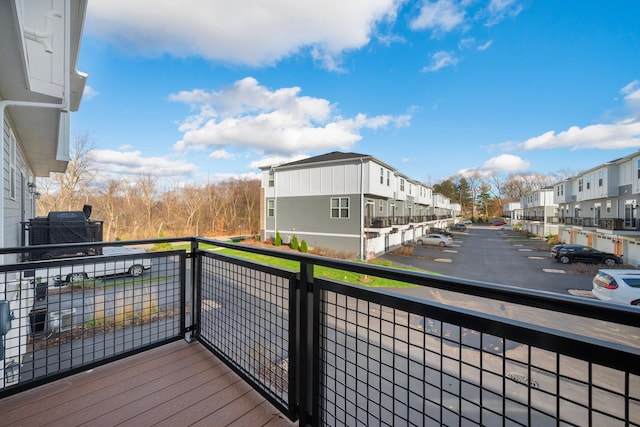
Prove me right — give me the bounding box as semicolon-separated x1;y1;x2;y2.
74;0;640;188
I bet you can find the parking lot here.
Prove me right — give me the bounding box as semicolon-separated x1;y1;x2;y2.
381;224;598;297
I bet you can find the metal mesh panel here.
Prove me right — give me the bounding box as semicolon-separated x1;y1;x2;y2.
198;252;293;408
1;250;183;391
318;289;640;427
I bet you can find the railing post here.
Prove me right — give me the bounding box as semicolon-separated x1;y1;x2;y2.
187;238;199;342
298;260;317;426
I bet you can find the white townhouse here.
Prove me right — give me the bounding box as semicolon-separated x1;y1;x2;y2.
520;187;558;237
0;0;88;388
553;151;640;265
260;152;459;260
502;201;522;226
1;0;88;260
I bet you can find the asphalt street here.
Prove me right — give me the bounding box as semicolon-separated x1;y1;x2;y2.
381;224;595;295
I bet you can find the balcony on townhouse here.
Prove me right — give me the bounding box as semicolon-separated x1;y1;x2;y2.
1;237;639;426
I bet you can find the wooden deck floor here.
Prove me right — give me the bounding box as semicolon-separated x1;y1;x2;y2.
0;340;298;427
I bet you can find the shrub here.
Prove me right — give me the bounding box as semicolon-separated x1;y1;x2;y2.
275;231;282;246
291;235;299;250
300;239;308;253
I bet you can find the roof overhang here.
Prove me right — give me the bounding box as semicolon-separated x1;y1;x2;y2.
0;0;87;177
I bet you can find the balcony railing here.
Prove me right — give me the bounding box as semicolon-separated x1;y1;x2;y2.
555;217;640;231
1;238;640;426
364;215;454;228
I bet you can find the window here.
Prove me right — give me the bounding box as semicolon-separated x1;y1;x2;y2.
578;178;583;192
386;171;390;186
267;199;274;217
331;197;349;218
598;170;603;187
379;200;383;213
9;129;17;200
380;168;384;184
268;169;274;187
637;159;640;179
400;178;405;192
586;176;591;190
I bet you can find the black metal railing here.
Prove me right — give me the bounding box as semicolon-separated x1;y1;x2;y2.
0;239;188;397
2;237;640;426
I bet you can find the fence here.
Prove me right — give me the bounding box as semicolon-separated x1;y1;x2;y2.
1;237;640;426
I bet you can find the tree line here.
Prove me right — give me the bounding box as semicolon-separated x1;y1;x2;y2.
36;134;260;240
36;134;569;240
432;170;562;220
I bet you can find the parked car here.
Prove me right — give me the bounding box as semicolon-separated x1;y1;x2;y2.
499;225;514;231
24;246;153;284
550;244;587;259
462;219;472;224
429;227;454;238
416;234;453;247
555;245;622;266
592;269;640;307
491;221;506;226
449;224;467;231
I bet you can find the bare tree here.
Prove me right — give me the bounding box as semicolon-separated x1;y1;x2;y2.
50;132;96;211
95;179;122;241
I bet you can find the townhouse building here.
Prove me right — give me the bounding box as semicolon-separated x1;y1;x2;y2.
520;187;559;237
502;201;522;226
553;151;640;266
1;0;88;263
260;151;459;259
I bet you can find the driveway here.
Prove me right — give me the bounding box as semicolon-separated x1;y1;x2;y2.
381;225;596;295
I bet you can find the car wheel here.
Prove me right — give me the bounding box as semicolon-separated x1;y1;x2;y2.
416;240;424;245
602;258;617;267
66;272;87;283
438;242;445;247
128;264;145;277
558;255;571;264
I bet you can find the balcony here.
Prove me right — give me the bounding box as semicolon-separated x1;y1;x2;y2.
558;217;640;231
1;238;639;426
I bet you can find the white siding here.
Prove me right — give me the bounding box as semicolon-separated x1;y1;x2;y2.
277;163;361;197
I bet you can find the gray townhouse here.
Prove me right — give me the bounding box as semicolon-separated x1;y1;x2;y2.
553;151;640;266
260;151;460;259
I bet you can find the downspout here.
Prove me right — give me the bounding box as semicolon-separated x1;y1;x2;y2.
360;159;364;260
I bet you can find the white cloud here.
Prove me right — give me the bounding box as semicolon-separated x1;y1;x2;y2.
485;0;523;27
410;0;465;33
248;154;309;170
518;120;640;151
89;149;197;178
209;149;234;160
171;77;410;155
86;0;401;69
83;85;98;100
481;154;530;171
421;51;460;72
477;40;493;51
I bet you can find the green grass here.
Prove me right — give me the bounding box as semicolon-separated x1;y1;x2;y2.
152;240;441;287
210;247;437;288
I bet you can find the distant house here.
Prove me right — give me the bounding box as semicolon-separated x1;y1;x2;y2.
260;151;459;259
520;187;558;237
0;0;88;262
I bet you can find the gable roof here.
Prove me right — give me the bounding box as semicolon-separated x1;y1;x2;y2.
264;151;396;172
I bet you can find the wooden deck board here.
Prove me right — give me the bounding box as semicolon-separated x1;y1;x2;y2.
0;340;298;427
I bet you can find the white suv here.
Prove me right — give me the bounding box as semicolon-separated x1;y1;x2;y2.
592;269;640;307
